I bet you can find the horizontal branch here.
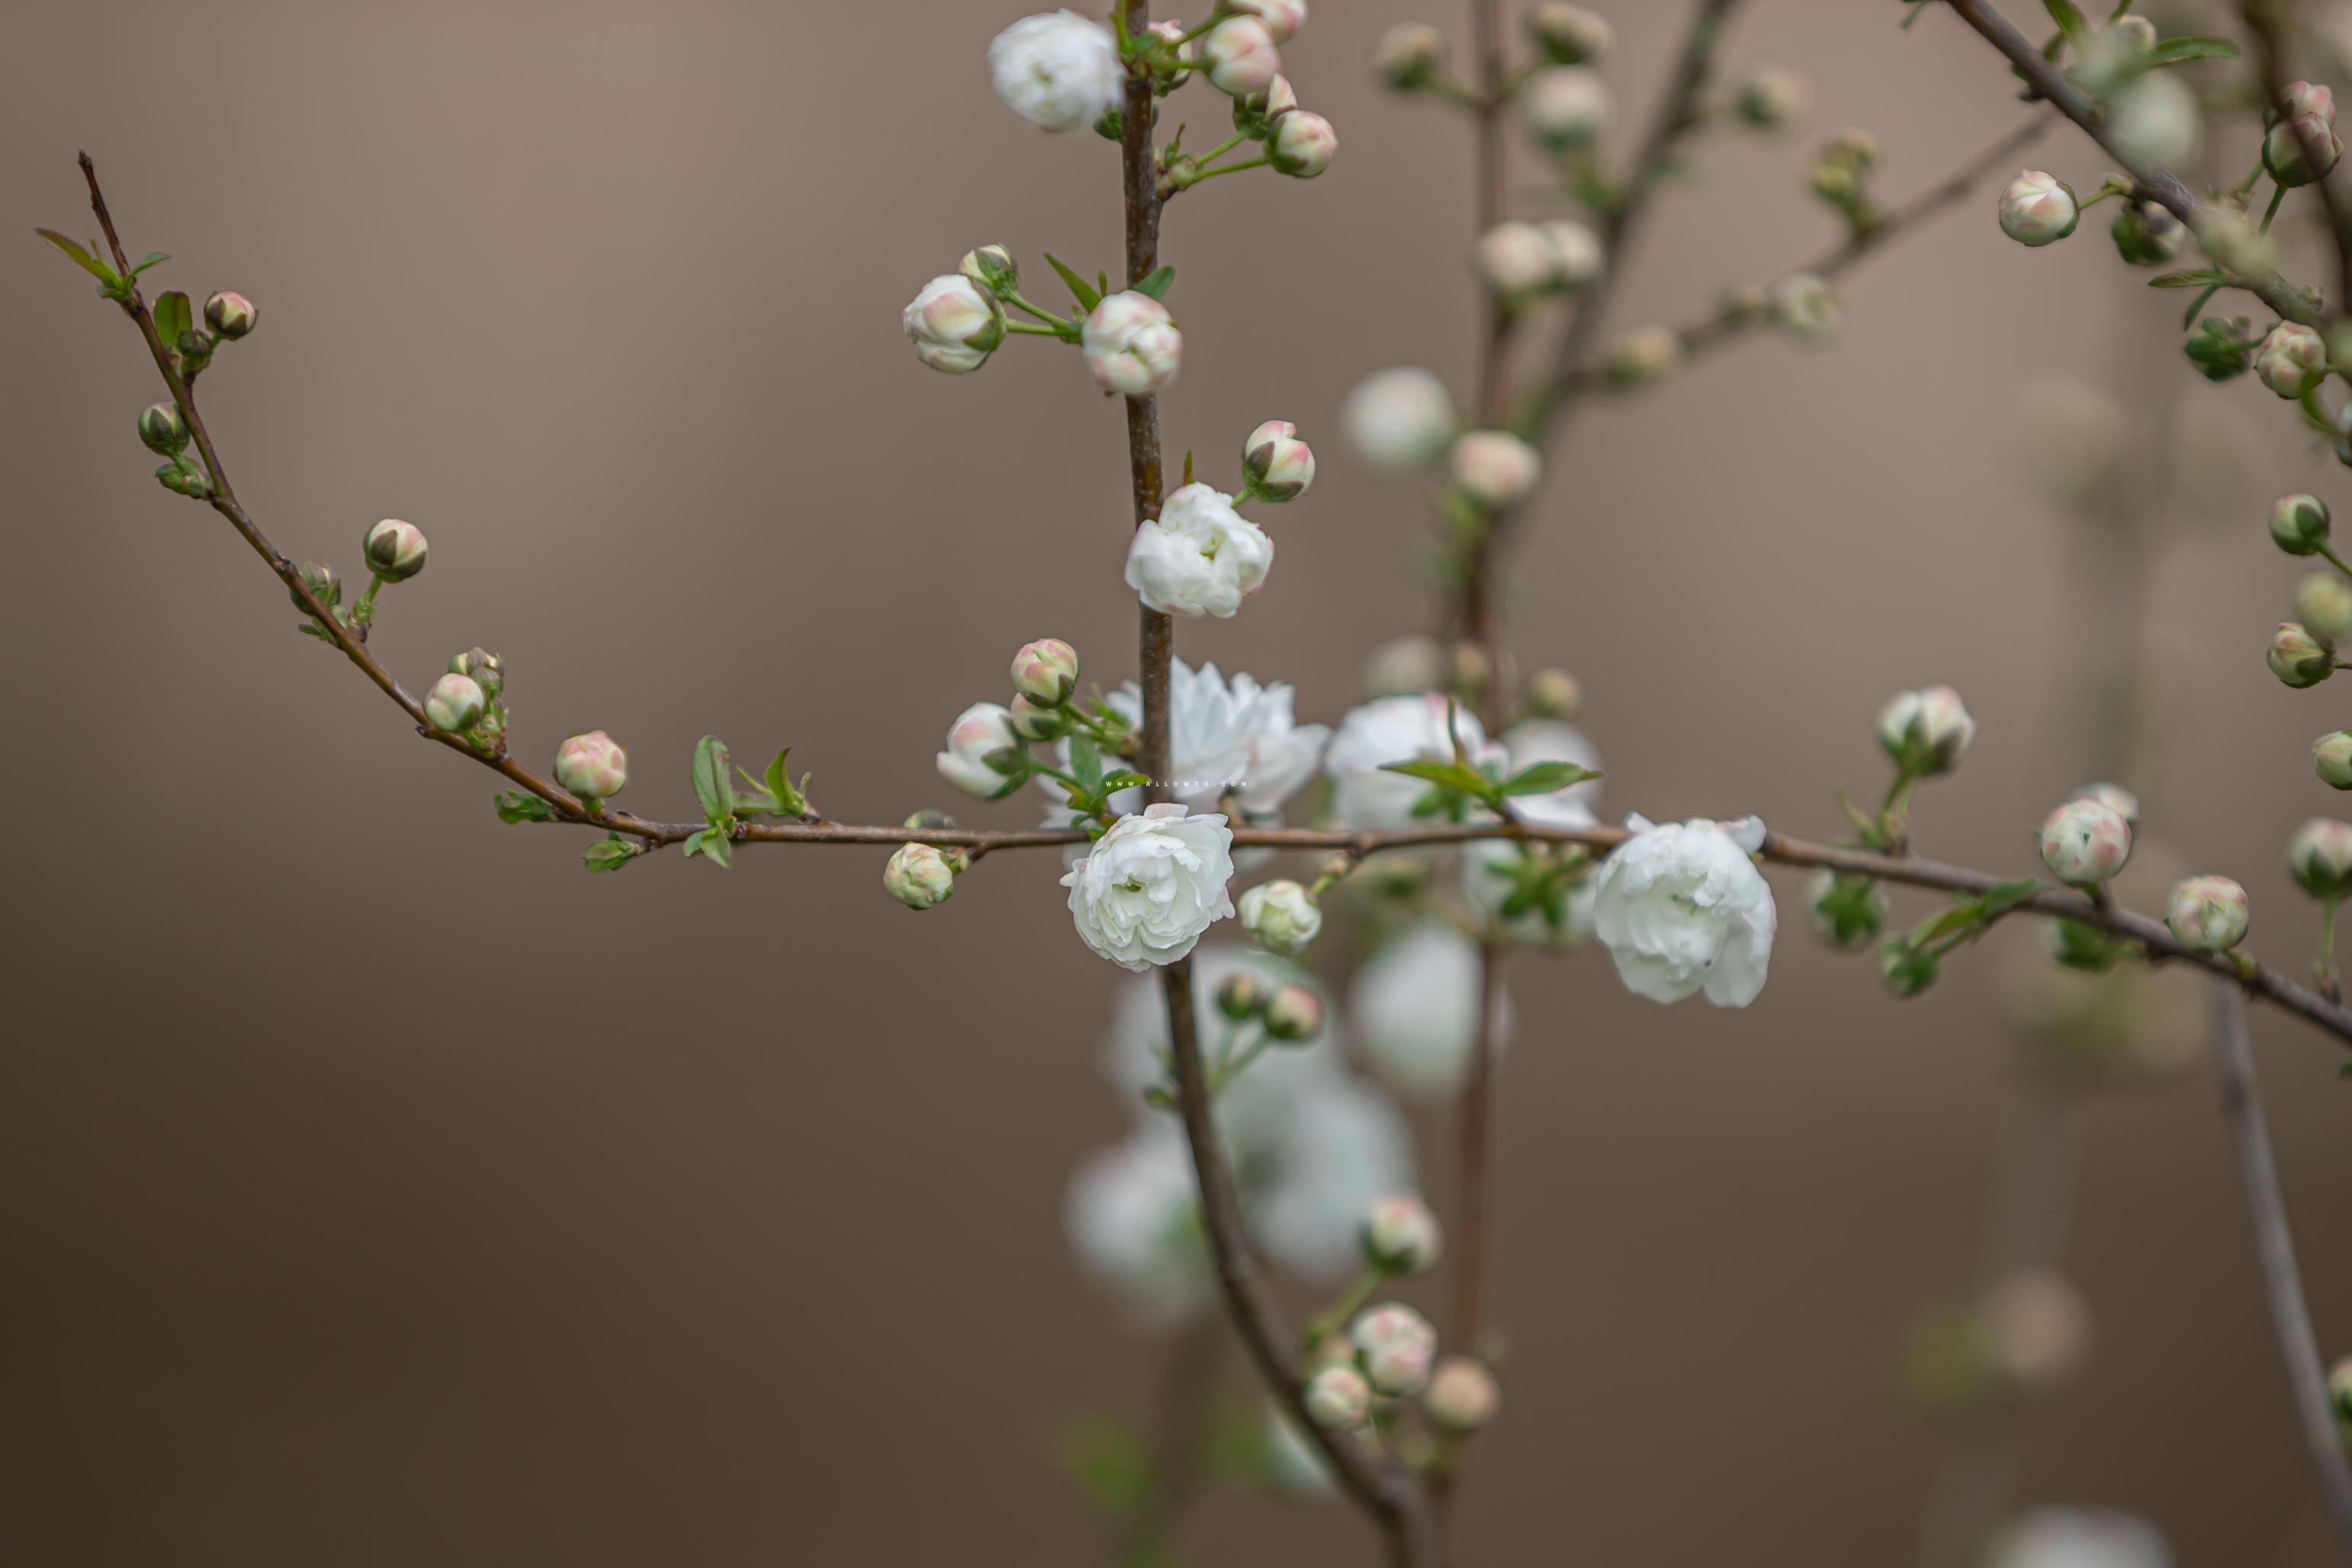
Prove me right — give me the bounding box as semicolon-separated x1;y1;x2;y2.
1941;0;2322;324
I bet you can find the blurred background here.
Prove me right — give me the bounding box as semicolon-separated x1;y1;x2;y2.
4;0;2349;1562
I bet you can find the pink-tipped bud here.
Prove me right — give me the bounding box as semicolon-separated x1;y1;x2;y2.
1262;982;1324;1042
2069;782;2139;827
1448;429;1541;511
937;702;1021;797
2267;108;2344;187
1372;22;1444;90
1360;1193;1443;1275
2273;493;2332;556
362;518;428;582
2256;323;2329;399
1242;419;1316;500
1521;66;1612;148
1217;970;1271;1020
1269;111;1338;178
1200;17;1280;98
1423;1355;1501;1433
1350;1303;1437;1396
1877;684;1975;776
1528;3;1610;64
2039;797;2132;887
1998;171;2078;246
1303;1364;1372;1430
204;290;257;339
2270;622;2334;689
424;672;485;733
1081;291;1183;395
1011;638;1080;707
1525;667;1582;719
1239;879;1322;955
1007;693;1068;741
2315;730;2352;789
901;275;1005;375
884;843;957;910
2166;875;2250;953
555;730;628;801
2289;818;2352;899
137;402;188;455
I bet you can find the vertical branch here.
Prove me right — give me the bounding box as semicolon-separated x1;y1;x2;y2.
2209;987;2352;1555
2239;0;2352;315
1448;938;1508;1352
1111;5;1431;1559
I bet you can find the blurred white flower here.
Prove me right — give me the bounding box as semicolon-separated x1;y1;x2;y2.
989;11;1123;133
1351;921;1512;1100
1325;692;1502;829
1985;1509;2172;1568
1341;367;1458;473
1063;1123;1210;1325
2108;70;2201;169
1062;803;1235;969
1592;815;1776;1007
1252;1077;1416;1279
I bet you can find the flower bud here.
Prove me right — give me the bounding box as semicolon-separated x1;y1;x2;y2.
362;518;427;582
1521;66;1612;149
1342;367;1457;473
2166;875;2250;953
1232;72;1299;137
1528;2;1610;64
2111;69;2202;167
1448;429;1541;511
2184;314;2256;382
2070;782;2138;827
1372;23;1444;91
1606;324;1682;387
2298;572;2352;644
1351;1303;1437;1396
1200;17;1280;98
2271;493;2331;555
2270;621;2334;688
1542;220;1604;288
2267;109;2344;188
1876;684;1975;776
957;244;1018;300
156;461;210;498
1239;879;1322;955
2331;1354;2352;1433
2255;323;2328;399
2315;730;2352;789
2039;797;2132;887
1424;1356;1500;1433
884;843;957;910
1217;971;1271;1020
137;402;188;455
1242;419;1316;500
902;274;1005;375
1880;939;1939;998
1720;283;1770;326
904;808;958;832
203;290;257;339
1734;66;1810;130
451;646;505;701
1081;291;1183;394
1998;171;2079;247
1303;1364;1372;1430
1525;667;1582;719
1360;1193;1442;1275
2109;200;2187;266
1226;0;1306;44
1474;220;1565;297
423;671;485;732
290;559;341;612
1269;111;1338;178
554;730;628;801
937;702;1021;797
1807;869;1887;951
1011;638;1080;707
2290;818;2352;898
1767;272;1840;345
1007;693;1068;741
1262;982;1325;1042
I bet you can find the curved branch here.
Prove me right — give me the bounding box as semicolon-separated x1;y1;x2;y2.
1939;0;2322;324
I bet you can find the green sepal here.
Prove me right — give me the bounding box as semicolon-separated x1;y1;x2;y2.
1499;760;1602;797
2042;0;2088;45
493;790;556;824
1044;252;1103;314
583;837;638;873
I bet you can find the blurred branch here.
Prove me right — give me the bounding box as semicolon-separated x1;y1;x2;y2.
2239;0;2352;314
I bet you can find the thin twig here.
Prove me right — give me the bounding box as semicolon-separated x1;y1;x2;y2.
2238;0;2352;317
2208;986;2352;1557
1940;0;2321;325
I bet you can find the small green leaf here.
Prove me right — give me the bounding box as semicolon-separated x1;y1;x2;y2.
764;747;806;815
154;290;191;344
1381;758;1497;800
2147;268;2226;289
1044;252;1103;313
1976;879;2045;918
1499;761;1603;797
129;250;169;276
1069;734;1106;798
35;227;118;286
2042;0;2087;43
494;790;556;824
584;837;638;873
2141;36;2238;66
1133;265;1175;300
700;827;734;868
692;735;734;826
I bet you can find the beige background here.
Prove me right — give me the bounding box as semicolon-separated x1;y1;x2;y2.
3;1;2349;1563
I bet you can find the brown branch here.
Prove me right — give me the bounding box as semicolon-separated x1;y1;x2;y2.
2209;987;2352;1556
2239;0;2352;318
1939;0;2321;325
1550;111;2057;405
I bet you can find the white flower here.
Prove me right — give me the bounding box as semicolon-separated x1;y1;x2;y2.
2109;69;2201;169
1350;921;1511;1100
1039;659;1329;821
936;701;1020;798
1325;692;1501;830
1998;170;2079;247
1239;879;1322;954
1474;220;1565;296
988;10;1123;133
901;275;1004;374
1250;1077;1416;1279
1083;291;1184;394
1541;219;1604;286
1522;66;1613;146
1063;1123;1210;1325
1126;483;1275;617
1063;803;1235;969
1449;429;1542;510
1985;1509;2172;1568
1200;16;1281;97
1592;815;1776;1007
1341;367;1458;473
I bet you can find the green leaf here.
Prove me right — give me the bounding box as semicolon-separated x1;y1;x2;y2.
1133;265;1175;300
1499;760;1603;797
2147;268;2226;289
764;747;805;815
34;228;118;286
701;827;734;868
154;290;191;345
2141;35;2238;66
1098;770;1150;795
583;837;638;873
2042;0;2087;43
129;250;169;276
1380;758;1497;800
1068;734;1106;798
493;790;556;824
1044;252;1103;314
691;735;734;826
1975;879;2045;918
1056;1415;1155;1520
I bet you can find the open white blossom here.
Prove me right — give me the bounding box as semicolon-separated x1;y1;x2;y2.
988;11;1123;133
1325;693;1502;830
1985;1509;2172;1568
1351;921;1512;1100
1062;803;1235;969
1126;483;1275;617
1592;815;1776;1007
1251;1077;1416;1279
1341;367;1458;473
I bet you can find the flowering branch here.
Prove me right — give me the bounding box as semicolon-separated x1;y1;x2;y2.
2238;0;2352;314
